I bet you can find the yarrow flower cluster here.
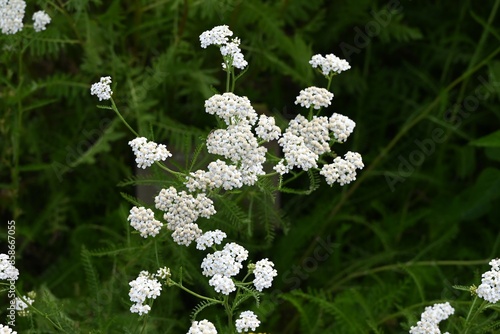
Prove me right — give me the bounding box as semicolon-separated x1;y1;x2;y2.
205;93;257;126
201;243;249;295
14;294;35;317
200;25;233;48
252;258;278;291
185;160;243;192
155;187;216;246
309;53;351;76
255;114;282;141
196;230;227;250
32;10;50;32
295;86;334;110
90;76;113;101
187;319;218;334
109;25;356;333
128;137;172;169
0;324;16;334
0;0;26;35
320;151;364;186
206;124;266;186
275;115;340;174
127;206;163;238
328;113;356;143
409;302;454;334
129;271;162;315
235;310;261;333
0;253;19;281
476;258;500;303
199;25;247;70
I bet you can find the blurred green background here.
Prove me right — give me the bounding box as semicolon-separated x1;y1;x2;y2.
1;0;500;333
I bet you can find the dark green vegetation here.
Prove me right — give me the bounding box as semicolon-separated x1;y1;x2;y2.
1;0;500;333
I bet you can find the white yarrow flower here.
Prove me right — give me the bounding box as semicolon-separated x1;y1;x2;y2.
185;160;243;192
200;25;233;48
477;258;500;303
295;86;334;110
196;230;227;250
255;114;281;141
205;93;257;126
187;319;218;334
14;295;34;316
171;223;203;247
0;253;19;281
128;206;163;238
155;187;216;246
235;310;260;333
253;258;278;291
129;271;162;315
0;324;17;334
90;76;113;101
201;250;243;277
32;10;51;32
277;132;318;172
328;113;356;143
209;274;236;295
310;53;351;76
320;152;363;186
128;137;172;169
0;0;26;35
409;302;454;334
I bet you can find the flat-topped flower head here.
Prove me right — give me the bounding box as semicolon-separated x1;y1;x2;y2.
295;86;334;110
0;324;17;334
235;311;260;333
409;302;454;334
200;25;233;48
320;151;364;186
129;271;162;315
277;132;318;172
0;0;26;35
253;258;278;291
128;206;163;238
90;76;113;101
32;10;50;32
187;319;218;334
329;113;356;143
0;253;19;281
14;294;34;316
255;115;281;141
154;187;216;247
205;93;257;126
477;258;500;303
209;274;236;295
185;160;243;192
196;230;227;250
201;249;243;277
128;137;172;169
310;53;351;76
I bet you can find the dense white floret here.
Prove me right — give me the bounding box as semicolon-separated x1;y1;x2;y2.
187;319;218;334
309;53;351;76
253;258;278;291
235;311;260;333
32;10;50;32
477;258;500;303
295;86;334;110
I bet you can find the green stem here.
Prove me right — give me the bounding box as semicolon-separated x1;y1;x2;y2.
110;98;140;137
16;290;66;332
154;161;185;177
463;295;479;333
226;65;231;93
169;280;222;304
224;295;234;332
